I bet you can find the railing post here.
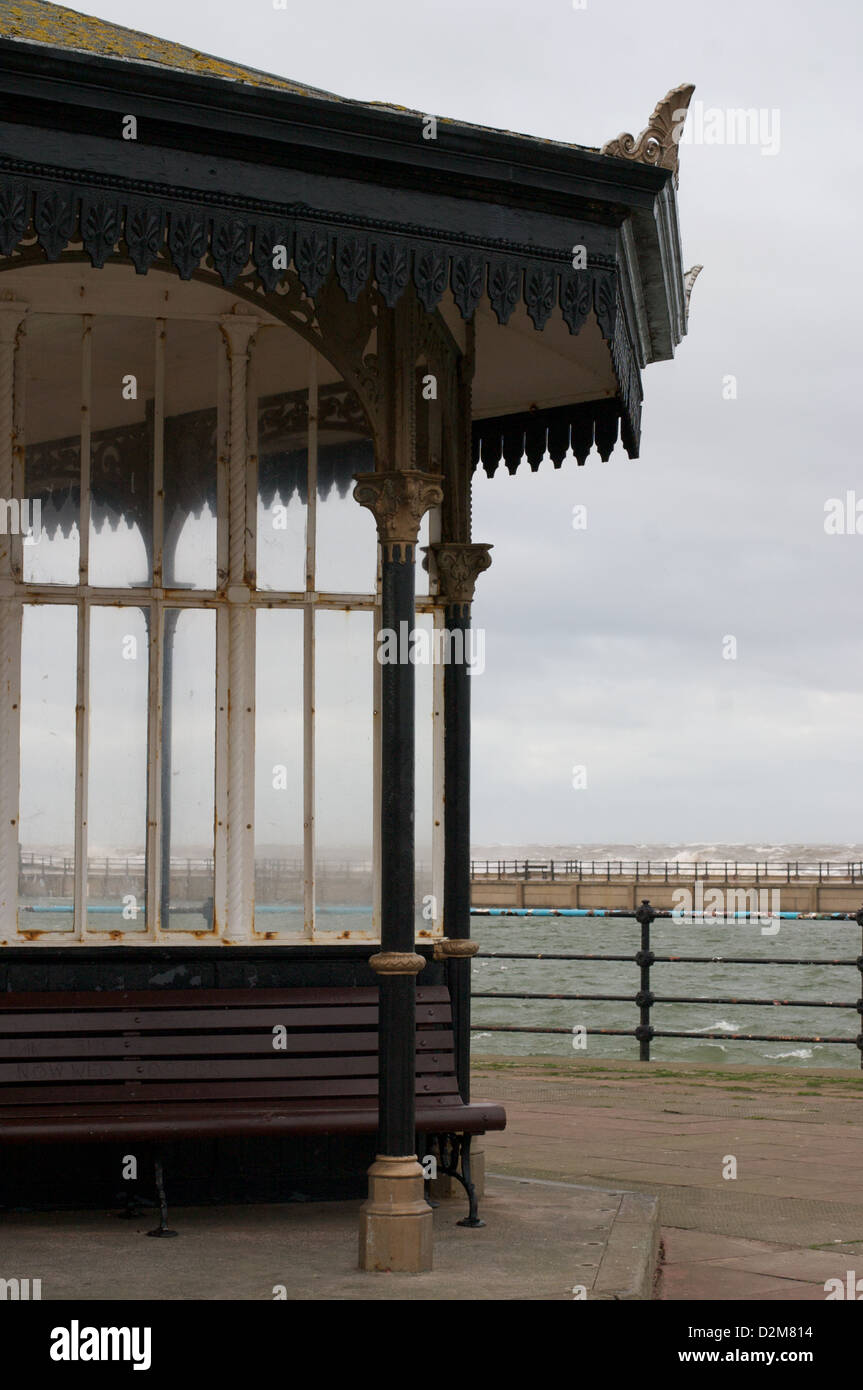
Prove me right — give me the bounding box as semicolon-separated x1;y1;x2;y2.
855;904;863;1072
635;898;656;1063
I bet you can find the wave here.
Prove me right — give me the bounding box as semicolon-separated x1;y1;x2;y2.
684;1020;740;1033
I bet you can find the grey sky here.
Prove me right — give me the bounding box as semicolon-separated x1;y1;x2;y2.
33;0;863;844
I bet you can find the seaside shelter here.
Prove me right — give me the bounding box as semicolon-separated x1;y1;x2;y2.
0;1;693;1270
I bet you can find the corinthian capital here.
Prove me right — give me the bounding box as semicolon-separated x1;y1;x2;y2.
427;542;493;610
353;470;443;557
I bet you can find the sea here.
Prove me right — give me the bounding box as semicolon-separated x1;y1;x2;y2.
469;843;863;1071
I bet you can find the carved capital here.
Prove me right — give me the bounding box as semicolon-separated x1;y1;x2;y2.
368;950;427;976
218;312;260;358
432;938;479;961
353;470;443;555
426;542;493;608
601;84;695;186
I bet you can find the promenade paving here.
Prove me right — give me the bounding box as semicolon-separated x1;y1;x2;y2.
0;1178;654;1301
472;1055;863;1300
3;1057;857;1300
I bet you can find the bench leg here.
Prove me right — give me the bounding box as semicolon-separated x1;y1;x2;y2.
146;1155;178;1238
116;1191;148;1220
437;1134;484;1228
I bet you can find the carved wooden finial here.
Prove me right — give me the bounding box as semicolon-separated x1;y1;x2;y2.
601;84;695;186
684;265;702;320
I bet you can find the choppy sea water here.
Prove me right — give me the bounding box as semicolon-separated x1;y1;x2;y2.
470;913;862;1070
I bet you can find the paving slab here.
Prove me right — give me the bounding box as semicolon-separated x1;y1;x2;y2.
472;1055;863;1300
0;1177;657;1302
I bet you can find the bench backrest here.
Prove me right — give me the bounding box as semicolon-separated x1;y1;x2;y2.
0;986;458;1110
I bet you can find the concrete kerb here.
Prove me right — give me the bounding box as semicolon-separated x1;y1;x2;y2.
489;1174;660;1300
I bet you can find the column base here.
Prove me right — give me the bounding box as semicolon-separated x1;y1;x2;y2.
358;1155;433;1272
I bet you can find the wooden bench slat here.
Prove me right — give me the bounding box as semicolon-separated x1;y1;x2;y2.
0;1003;452;1034
1;1051;454;1085
0;1099;507;1143
0;1029;455;1060
1;1074;462;1106
0;986;450;1010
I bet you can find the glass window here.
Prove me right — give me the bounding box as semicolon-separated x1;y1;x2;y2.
89;316;153;587
255;325;309;593
23;314;81;584
164;321;218;590
86;606;149;932
254;609;303;933
18;605;77;934
314;609;374;935
161;608;216;930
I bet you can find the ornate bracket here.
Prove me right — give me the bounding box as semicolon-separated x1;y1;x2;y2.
353;469;443;559
601;84;695;186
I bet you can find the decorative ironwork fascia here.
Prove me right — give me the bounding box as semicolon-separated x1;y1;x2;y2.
0;164;641;451
472;395;636;477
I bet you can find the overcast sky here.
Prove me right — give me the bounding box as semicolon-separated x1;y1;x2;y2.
31;0;863;846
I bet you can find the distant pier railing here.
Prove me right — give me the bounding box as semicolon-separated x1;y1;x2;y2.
470;859;863;882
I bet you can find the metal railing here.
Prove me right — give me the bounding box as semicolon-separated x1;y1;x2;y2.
470;859;863;882
471;900;863;1068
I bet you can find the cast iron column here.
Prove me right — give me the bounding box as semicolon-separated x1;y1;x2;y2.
429;543;493;1102
353;468;443;1272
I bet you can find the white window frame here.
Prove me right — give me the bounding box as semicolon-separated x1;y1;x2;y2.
0;267;445;947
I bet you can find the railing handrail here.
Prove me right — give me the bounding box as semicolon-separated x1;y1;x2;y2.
470;903;863;1066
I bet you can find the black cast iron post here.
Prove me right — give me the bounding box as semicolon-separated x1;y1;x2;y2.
353;470;443;1154
428;542;493;1102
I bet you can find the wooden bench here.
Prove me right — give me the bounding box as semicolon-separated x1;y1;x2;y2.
0;984;505;1231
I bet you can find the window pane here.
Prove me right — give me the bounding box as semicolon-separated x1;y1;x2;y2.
18;605;77;934
164;322;218;590
89;317;153;587
416;509;430;597
314;379;376;593
87;607;148;932
256;325;309;592
23;314;81;584
254;609;303;933
162;608;216;930
315;609;373;935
